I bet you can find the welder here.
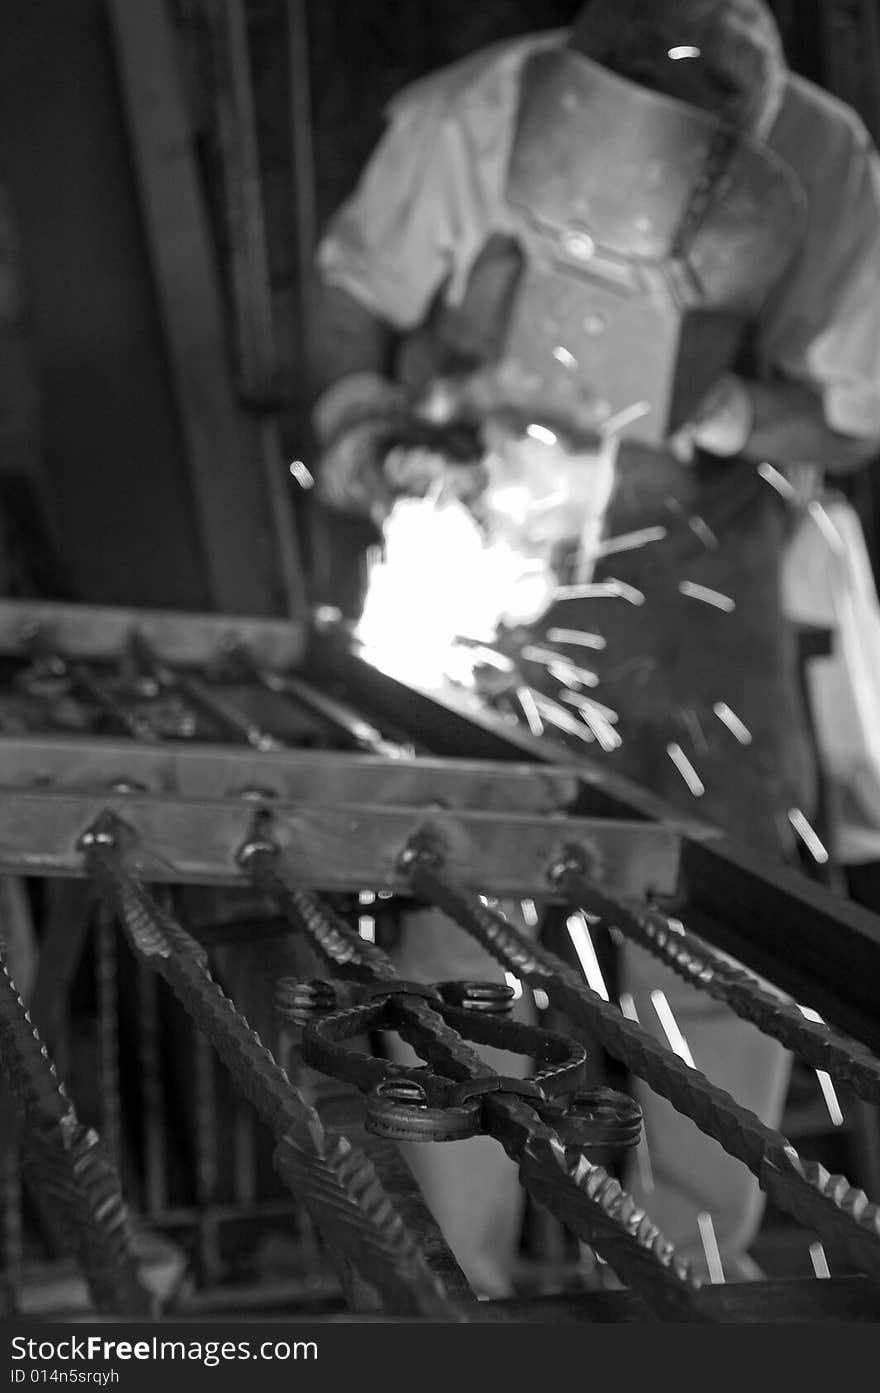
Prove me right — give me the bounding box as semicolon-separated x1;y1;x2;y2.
308;0;880;1293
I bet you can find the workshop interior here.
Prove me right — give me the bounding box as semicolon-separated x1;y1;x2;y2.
1;0;880;1324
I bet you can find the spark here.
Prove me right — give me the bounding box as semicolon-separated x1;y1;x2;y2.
358;916;376;943
697;1213;725;1283
532;693;598;743
552;345;579;370
680;707;709;755
788;808;829;865
288;459;315;488
357;496;558;686
550;662;595;688
557;666;601;688
713;701;752;745
463;645;515;673
608;579;646;605
619;993;640;1022
554;579;645;605
561;692;621;750
521;644;572;668
650;989;696;1067
668;44;701;59
566;912;610;1000
757;461;795;500
521;899;539;928
666;743;705;797
504;971;523;1002
522;646;600;688
797;1005;844;1126
600;400;652;437
809;1242;831;1279
595;525;668;557
688;516;719;550
678;581;736;612
526;422;558;446
516;686;544;737
560;691;619;724
545;628;607;650
808;500;846;553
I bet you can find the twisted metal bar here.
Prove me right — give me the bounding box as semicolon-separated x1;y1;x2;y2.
242;835;707;1321
561;875;880;1103
405;853;880;1280
242;838;398;982
0;950;150;1315
80;812;465;1321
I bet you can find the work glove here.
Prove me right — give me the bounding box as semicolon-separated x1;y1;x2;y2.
669;372;755;462
313;371;484;524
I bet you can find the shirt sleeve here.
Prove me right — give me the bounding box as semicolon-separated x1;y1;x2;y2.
315;94;463;332
757;117;880;441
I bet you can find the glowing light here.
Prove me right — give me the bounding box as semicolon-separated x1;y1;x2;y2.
668;45;701;60
788;808;829;865
679;581;736;612
356;496;557;686
650;989;696;1067
358;891;376;906
520;899;539;928
532;693;598;743
688;516;719;550
600;400;652;437
504;971;523;1001
526;422;558;447
289;459;314;488
666;743;705;797
757;461;795;500
545;628;607;650
358;916;375;942
809;1242;831;1279
533;988;551;1011
697;1213;725;1283
797;1005;844;1125
552;345;579;370
556;579;646;605
596;526;667;558
713;702;752;745
561;692;622;751
517;686;545;737
618;992;640;1022
808;500;846;552
566;912;610;1000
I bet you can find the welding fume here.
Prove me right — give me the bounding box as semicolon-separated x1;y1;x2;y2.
307;0;880;1295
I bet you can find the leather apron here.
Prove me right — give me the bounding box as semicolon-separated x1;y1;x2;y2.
395;52;816;853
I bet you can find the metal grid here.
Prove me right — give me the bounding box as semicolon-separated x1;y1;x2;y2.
0;599;879;1322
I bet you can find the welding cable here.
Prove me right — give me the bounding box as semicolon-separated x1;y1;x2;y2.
0;948;151;1315
79;812;464;1321
402;846;880;1282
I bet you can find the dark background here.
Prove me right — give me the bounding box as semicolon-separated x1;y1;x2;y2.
0;0;877;615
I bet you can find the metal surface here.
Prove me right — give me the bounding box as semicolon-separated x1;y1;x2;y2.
1;599;879;1321
0;788;678;899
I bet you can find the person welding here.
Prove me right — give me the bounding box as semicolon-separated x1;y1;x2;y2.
307;0;880;1293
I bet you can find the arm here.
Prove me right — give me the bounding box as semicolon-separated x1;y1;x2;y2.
687;113;880;474
684;373;880;473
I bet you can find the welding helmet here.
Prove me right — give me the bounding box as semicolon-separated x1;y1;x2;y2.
569;0;787;137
